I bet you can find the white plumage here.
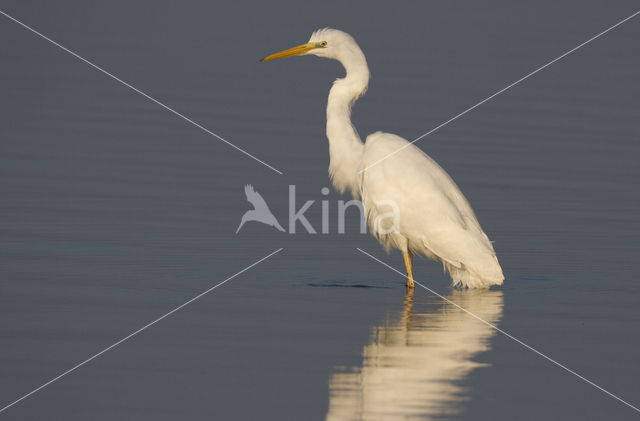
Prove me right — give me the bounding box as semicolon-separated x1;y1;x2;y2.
262;28;504;288
361;132;503;288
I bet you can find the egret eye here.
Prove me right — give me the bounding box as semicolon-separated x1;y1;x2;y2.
320;41;327;47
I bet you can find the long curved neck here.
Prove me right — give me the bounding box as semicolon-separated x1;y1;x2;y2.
326;49;369;197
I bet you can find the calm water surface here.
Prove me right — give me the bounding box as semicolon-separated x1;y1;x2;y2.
1;1;639;420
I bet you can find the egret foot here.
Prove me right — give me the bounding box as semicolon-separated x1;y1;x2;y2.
402;250;415;289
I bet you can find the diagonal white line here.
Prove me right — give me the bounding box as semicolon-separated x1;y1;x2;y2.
356;247;640;414
0;248;283;414
359;10;640;174
0;9;283;175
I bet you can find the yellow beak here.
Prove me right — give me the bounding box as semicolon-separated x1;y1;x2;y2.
260;42;317;62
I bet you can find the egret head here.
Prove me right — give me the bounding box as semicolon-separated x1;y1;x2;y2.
260;28;362;63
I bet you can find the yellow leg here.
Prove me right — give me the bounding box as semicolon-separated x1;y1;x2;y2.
402;250;414;289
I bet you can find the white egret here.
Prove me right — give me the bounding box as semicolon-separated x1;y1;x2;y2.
261;29;504;288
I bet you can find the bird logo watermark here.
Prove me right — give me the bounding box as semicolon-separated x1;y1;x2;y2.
236;185;286;233
236;185;400;235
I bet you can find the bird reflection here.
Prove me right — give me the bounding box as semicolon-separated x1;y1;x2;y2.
326;289;504;420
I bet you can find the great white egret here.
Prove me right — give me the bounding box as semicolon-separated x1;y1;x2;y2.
261;28;504;288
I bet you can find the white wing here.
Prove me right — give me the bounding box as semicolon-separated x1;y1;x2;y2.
361;132;503;286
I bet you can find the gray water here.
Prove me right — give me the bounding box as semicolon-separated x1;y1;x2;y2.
1;1;639;419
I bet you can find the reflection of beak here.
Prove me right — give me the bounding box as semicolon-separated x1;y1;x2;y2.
260;42;316;62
